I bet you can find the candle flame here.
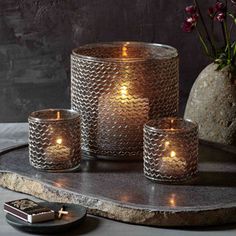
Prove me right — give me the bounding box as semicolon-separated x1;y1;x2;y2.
170;151;176;158
169;198;176;207
169;194;176;207
165;141;170;147
122;46;128;57
170;119;174;130
56;138;62;145
56;111;60;120
120;84;128;99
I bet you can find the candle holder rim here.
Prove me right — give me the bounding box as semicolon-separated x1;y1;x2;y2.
72;41;178;62
144;118;198;133
28;109;80;122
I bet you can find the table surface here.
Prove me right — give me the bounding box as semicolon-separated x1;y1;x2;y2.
1;123;236;236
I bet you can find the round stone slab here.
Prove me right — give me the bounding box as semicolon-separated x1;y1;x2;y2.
1;142;236;227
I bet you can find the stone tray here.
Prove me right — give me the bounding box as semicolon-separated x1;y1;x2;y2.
1;142;236;227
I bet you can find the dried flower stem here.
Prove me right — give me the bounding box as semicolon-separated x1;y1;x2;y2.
194;0;216;57
196;27;210;56
223;21;231;62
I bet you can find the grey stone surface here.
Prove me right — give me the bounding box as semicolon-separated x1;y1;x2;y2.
185;63;236;145
3;189;236;236
0;123;28;149
0;0;212;122
1;142;236;226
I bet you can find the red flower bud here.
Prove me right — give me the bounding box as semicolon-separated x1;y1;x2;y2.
182;21;193;32
208;7;215;17
185;5;197;15
182;17;197;33
193;14;199;21
216;12;225;22
189;14;199;23
215;1;224;11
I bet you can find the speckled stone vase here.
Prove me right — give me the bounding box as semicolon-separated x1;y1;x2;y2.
184;63;236;145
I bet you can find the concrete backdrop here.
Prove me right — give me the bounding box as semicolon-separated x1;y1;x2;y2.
0;0;211;122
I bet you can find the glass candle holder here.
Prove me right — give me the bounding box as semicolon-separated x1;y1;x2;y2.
28;109;80;172
143;118;198;182
71;42;179;160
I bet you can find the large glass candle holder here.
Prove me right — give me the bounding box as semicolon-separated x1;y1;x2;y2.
28;109;80;171
71;42;179;160
143;118;198;182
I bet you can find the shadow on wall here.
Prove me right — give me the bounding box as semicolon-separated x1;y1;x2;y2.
0;0;210;122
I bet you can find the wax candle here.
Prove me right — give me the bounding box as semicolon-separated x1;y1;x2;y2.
159;150;187;177
45;137;71;164
98;83;149;152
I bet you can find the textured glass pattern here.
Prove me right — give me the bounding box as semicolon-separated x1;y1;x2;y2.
71;42;179;160
28;109;80;171
143;118;198;182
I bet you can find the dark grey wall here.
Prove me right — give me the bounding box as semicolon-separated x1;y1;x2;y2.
0;0;211;122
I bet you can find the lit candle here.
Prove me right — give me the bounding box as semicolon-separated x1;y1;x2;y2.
97;82;149;152
122;45;128;57
45;111;70;164
56;111;60;120
45;137;71;164
29;109;80;171
159;120;187;176
97;43;150;152
159;150;187;177
169;193;176;208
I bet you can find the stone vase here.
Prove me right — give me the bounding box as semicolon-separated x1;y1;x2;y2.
184;63;236;145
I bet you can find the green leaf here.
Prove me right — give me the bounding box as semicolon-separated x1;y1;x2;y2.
233;42;236;57
232;46;236;65
228;13;236;24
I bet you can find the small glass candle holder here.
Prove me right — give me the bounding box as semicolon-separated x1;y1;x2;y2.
28;109;80;172
143;117;198;182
